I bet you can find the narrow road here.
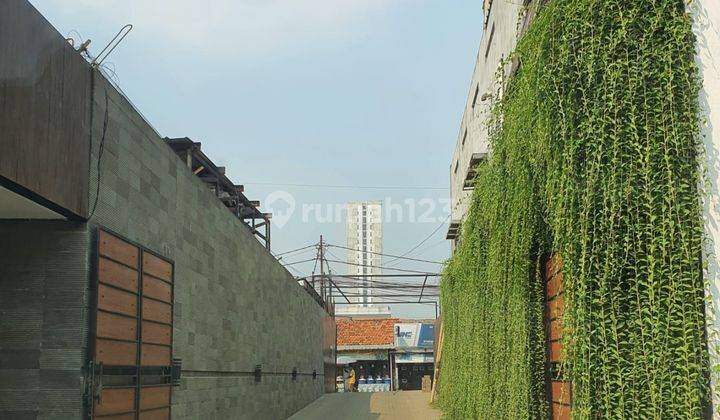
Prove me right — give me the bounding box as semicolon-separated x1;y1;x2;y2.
289;391;442;420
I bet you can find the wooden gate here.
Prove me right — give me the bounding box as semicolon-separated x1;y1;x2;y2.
545;255;571;420
90;230;174;419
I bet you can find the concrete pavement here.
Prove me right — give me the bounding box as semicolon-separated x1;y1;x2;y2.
288;391;442;420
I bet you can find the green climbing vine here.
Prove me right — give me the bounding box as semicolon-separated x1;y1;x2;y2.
438;1;710;418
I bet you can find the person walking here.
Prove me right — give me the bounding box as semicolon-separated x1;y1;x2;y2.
348;367;357;392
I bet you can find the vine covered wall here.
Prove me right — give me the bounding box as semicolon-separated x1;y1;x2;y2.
439;0;710;418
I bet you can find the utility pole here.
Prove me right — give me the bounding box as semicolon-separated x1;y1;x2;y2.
319;235;325;304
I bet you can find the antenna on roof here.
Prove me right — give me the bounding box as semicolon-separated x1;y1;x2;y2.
91;24;133;68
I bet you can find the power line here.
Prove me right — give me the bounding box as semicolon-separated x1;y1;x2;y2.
282;258;316;266
274;243;318;257
334;300;438;305
385;215;450;265
276;248;317;263
324;248;344;262
325;274;440;290
285;264;305;278
326;243;444;265
324;258;435;274
243;182;448;190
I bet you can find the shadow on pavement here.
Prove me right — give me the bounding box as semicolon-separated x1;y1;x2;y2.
289;393;380;420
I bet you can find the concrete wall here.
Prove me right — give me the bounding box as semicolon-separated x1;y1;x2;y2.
0;221;90;419
87;73;334;419
448;0;525;232
691;0;720;414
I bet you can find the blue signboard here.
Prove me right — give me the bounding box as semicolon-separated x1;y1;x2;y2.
417;324;434;348
394;323;435;349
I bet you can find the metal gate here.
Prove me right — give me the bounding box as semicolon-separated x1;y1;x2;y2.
89;229;174;419
545;255;571;420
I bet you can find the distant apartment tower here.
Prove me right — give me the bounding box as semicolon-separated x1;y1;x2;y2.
447;0;531;250
336;201;390;317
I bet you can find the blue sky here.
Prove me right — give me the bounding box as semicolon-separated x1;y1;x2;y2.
31;0;484;318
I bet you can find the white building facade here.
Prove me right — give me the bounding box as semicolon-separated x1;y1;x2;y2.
337;201;390;317
691;0;720;413
447;0;531;248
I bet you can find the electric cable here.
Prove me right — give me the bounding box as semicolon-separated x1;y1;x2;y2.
88;83;109;218
326;243;444;265
324;259;434;274
274;243;318;257
242;182;447;190
384;215;450;265
282;258;316;267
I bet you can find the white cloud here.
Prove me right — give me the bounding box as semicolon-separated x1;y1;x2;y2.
43;0;407;57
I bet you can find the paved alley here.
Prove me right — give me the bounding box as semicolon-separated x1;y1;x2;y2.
288;391;442;420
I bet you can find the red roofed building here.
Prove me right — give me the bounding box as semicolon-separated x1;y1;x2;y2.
337;318;398;350
335;318;436;392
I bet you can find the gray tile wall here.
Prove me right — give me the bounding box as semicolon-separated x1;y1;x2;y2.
87;74;332;419
0;221;90;420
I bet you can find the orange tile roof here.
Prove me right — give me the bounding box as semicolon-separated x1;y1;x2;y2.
336;318;399;347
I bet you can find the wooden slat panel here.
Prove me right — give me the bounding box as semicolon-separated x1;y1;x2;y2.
552;402;571;420
140;386;171;410
547;272;563;299
139;407;170;420
142;321;172;346
97;311;137;342
94;387;135;416
141;343;171;366
143;252;172;282
95;414;135;420
99;257;138;292
549;318;563;341
98;284;137;317
143;275;172;303
96;339;138;366
549;340;562;362
552;381;571;405
549;293;564;320
100;231;139;268
143;299;171;324
0;0;92;217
